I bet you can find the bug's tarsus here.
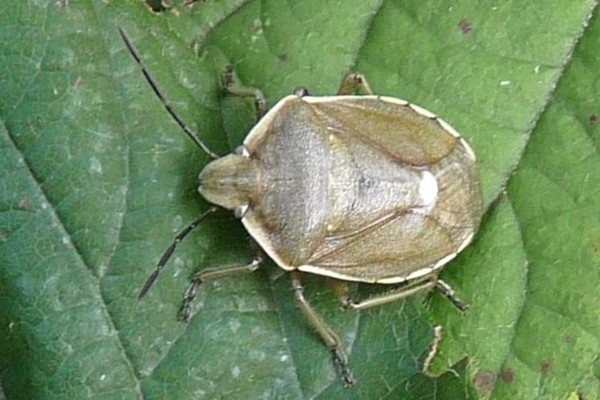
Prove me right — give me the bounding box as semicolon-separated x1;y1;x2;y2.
179;256;263;321
180;282;199;322
117;26;220;159
337;72;374;96
137;206;220;300
435;279;469;313
332;348;356;387
291;272;355;385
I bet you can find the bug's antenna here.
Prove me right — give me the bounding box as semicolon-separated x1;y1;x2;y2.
117;27;220;160
138;206;219;299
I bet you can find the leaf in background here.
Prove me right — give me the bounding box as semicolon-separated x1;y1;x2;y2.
491;7;600;398
0;1;598;399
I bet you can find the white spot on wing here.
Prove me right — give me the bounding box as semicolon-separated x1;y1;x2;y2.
419;171;438;209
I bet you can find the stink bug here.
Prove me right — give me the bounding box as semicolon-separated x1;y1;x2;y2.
119;27;482;386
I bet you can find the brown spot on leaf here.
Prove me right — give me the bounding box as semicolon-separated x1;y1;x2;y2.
458;18;472;34
473;370;496;391
278;52;288;63
499;369;515;383
72;76;83;89
589;114;597;125
540;359;552;375
18;198;32;210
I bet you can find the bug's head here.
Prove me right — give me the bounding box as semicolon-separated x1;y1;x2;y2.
198;154;262;210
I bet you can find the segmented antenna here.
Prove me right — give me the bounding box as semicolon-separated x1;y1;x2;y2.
137;207;219;299
117;27;220;160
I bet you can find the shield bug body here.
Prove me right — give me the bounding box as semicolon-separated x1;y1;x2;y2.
119;28;482;386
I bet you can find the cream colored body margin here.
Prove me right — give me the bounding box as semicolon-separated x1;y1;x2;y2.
240;94;477;284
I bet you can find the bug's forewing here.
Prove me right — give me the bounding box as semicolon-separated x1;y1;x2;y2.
312;97;458;164
301;97;482;283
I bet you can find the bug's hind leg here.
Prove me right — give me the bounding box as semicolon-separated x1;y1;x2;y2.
222;66;267;119
332;277;469;313
434;280;469;312
291;271;356;386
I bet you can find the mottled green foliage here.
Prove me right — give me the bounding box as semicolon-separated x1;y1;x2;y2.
0;1;598;399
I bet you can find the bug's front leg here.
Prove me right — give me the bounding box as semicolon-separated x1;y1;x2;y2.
337;72;374;95
180;256;263;321
222;66;268;120
291;271;356;386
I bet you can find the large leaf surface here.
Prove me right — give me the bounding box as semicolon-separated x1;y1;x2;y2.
1;1;598;399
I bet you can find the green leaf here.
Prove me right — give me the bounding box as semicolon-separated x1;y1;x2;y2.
1;1;598;399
